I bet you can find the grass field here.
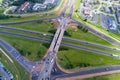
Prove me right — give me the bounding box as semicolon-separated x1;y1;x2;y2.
0;49;30;80
9;21;57;34
57;47;120;70
0;34;48;61
0;13;57;23
82;73;120;80
66;26;114;47
0;7;4;13
9;21;114;46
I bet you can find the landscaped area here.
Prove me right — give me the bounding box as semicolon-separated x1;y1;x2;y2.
0;34;48;61
57;48;120;70
8;21;114;47
9;20;57;34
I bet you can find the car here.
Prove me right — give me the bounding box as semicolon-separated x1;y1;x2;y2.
45;77;49;80
43;34;47;36
52;68;57;72
105;68;109;71
46;70;48;72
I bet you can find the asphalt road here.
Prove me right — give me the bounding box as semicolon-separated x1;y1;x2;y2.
1;0;120;80
0;29;119;59
70;20;120;46
52;65;120;80
0;25;119;53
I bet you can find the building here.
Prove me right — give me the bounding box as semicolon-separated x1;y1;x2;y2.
32;3;46;11
19;2;30;11
84;9;91;15
115;6;120;24
44;0;55;4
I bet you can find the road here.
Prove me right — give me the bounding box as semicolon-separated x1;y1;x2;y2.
70;20;120;46
0;25;120;53
52;65;120;80
1;0;120;80
1;29;120;58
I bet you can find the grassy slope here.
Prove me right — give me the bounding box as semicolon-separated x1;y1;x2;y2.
57;47;120;69
0;34;48;61
9;21;113;46
9;21;56;34
66;27;113;46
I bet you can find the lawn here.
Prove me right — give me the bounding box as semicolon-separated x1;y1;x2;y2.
9;21;57;34
57;47;120;70
63;39;120;55
82;73;120;80
0;49;30;80
0;34;49;61
9;21;114;46
0;7;4;13
0;13;57;23
65;27;114;47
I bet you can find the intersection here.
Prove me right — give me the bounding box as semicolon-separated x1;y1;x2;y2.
1;0;120;80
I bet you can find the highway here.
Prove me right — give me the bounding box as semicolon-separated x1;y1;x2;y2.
70;20;120;46
1;29;119;58
52;65;120;80
0;39;33;73
0;25;120;53
1;0;120;80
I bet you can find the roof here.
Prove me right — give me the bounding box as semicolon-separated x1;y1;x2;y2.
19;1;29;11
44;0;55;4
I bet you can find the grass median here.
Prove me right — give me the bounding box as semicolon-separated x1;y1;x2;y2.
9;20;57;34
0;34;48;61
57;47;120;70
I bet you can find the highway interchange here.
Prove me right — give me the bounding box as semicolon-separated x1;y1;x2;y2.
1;0;120;80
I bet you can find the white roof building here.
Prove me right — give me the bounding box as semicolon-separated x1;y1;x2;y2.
33;3;46;11
44;0;55;4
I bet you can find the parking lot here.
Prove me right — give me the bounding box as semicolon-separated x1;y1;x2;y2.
0;62;14;80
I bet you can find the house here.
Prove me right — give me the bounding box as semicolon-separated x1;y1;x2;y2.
18;1;30;13
19;2;29;11
84;9;91;15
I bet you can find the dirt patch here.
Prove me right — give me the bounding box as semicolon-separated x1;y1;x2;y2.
67;24;78;31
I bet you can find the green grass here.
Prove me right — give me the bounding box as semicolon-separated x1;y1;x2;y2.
9;21;56;34
82;73;120;80
0;13;57;23
9;21;114;46
57;47;120;69
0;34;49;61
0;0;3;3
0;50;30;80
65;27;114;47
0;7;4;13
63;39;120;55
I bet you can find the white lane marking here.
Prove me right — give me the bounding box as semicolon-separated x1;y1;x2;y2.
0;48;13;63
